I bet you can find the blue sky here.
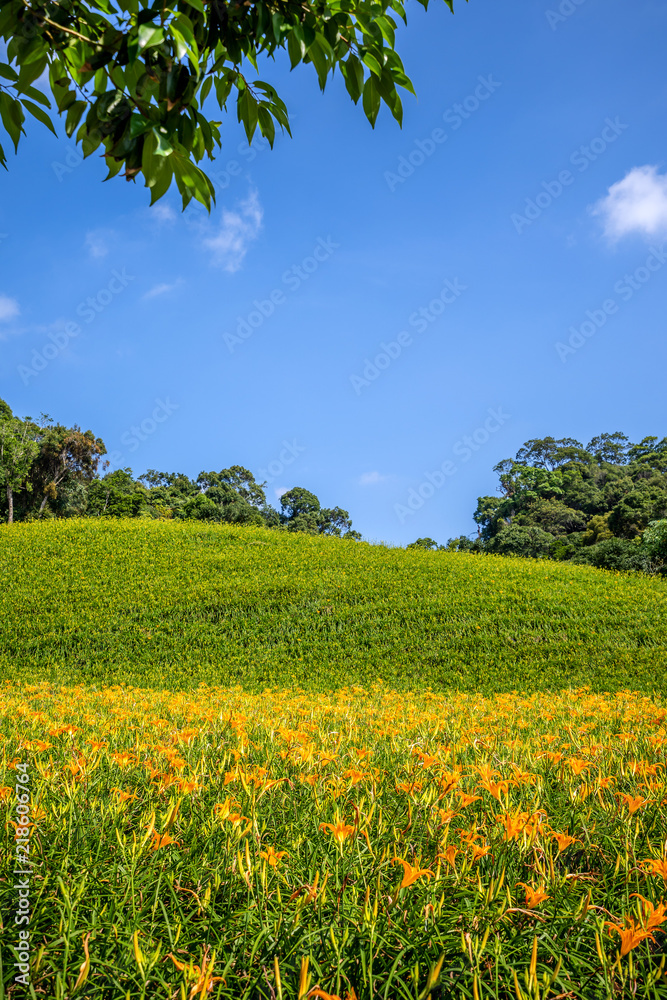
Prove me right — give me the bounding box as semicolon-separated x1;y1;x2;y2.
1;0;666;544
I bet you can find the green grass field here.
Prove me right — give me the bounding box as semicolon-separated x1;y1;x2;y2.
0;518;666;692
3;520;667;999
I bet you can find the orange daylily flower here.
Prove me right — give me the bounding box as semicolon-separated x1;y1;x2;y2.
395;781;422;795
111;787;137;804
566;757;589;777
517;882;549;908
552;832;577;853
605;918;655;957
0;786;12;801
319;821;355;846
475;764;499;782
343;769;367;786
618;793;647;815
150;831;180;851
437;845;459;868
259;845;289;867
393;857;435;887
167;951;225;997
631;894;667;933
470;844;491;862
643;858;667;881
177;779;198;794
109;751;136;767
308;989;357;1000
438;771;461;795
86;739;107;751
478;779;510;801
458;793;481;808
496;812;528;841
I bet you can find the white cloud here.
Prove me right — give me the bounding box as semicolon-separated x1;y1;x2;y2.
359;471;390;486
592;165;667;242
274;487;289;499
202;189;263;272
85;229;114;258
151;202;176;223
143;279;183;300
0;294;20;323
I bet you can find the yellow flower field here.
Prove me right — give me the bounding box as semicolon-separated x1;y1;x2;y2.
2;682;667;998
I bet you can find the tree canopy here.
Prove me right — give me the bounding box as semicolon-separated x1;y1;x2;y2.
0;396;361;537
442;433;667;576
0;0;459;209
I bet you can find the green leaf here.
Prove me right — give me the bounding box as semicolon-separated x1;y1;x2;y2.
257;106;275;148
65;101;88;138
138;25;164;51
146;150;173;204
362;76;380;128
200;76;213;104
287;27;306;69
341;54;364;103
361;51;383;79
21;86;51;108
154;131;174;157
0;63;18;83
0;91;25;152
375;16;396;48
21;99;57;136
237;87;258;144
214;72;234;109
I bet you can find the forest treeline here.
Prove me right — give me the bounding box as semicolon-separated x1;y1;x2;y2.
416;433;667;575
1;399;665;574
0;399;360;538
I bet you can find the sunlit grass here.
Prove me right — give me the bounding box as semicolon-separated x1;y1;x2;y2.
2;683;667;997
0;519;666;691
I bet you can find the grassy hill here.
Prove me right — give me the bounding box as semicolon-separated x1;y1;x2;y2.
1;518;666;691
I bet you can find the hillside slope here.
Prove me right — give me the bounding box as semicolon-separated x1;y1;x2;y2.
1;519;666;691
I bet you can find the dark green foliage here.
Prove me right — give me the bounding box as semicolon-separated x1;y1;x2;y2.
0;0;461;208
486;524;554;559
0;398;360;539
465;433;667;576
407;537;440;550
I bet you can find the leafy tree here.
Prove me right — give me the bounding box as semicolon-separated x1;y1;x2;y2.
29;421;107;515
514;437;590;471
0;408;39;523
0;0;459;209
486;525;553;560
514;497;587;536
573;538;648;574
586;432;629;465
582;512;613;546
280;487;320;533
643;519;667;560
469;431;667;576
407;537;439;550
608;486;667;539
87;468;150;517
197;466;266;508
